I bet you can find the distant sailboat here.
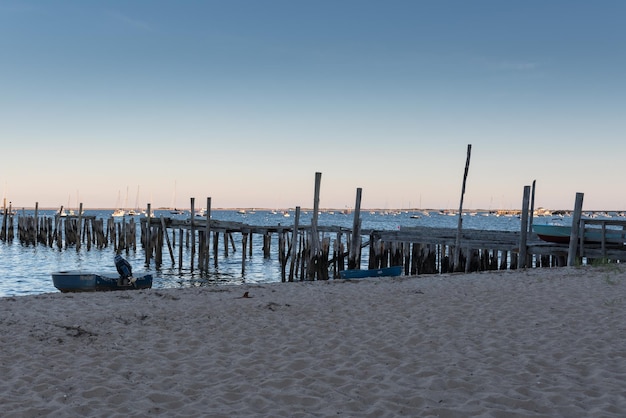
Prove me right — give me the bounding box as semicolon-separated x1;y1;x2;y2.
60;194;72;217
170;180;184;214
68;190;82;215
128;185;141;216
112;190;125;217
112;208;126;217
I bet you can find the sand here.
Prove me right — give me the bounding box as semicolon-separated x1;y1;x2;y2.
1;265;626;417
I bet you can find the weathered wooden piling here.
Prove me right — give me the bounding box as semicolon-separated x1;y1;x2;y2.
348;188;362;270
453;144;472;271
288;207;300;282
1;202;15;242
567;192;584;266
307;172;323;280
11;203;113;251
518;185;531;268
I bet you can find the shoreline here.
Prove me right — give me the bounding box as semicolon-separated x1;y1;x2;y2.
2;265;626;416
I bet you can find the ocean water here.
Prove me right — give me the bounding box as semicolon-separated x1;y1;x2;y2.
0;208;561;297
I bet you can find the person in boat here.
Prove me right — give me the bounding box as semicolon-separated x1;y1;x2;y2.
114;254;133;285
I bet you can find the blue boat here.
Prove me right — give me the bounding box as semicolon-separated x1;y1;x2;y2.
338;265;403;280
51;255;153;292
51;271;153;292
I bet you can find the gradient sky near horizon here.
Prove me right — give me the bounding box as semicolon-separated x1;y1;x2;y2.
2;0;625;210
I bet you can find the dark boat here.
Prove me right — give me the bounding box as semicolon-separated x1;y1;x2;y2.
51;255;153;293
51;271;153;293
338;265;403;280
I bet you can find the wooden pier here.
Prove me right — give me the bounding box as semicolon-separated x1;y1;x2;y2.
134;213;626;280
4;191;626;282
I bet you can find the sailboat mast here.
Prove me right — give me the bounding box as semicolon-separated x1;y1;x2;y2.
134;185;140;211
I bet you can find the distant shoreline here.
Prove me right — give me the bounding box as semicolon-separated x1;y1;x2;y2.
3;206;626;214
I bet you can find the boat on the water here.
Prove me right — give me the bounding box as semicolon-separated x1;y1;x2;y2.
51;255;153;292
52;271;153;292
112;208;125;217
339;265;402;280
532;224;625;245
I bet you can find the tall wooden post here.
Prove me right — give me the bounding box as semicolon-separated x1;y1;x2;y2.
518;185;530;268
145;203;151;266
453;144;472;270
308;172;322;279
178;229;184;269
529;179;536;233
77;203;83;252
204;197;211;271
567;193;584;266
34;202;39;239
289;206;300;282
348;188;362;270
161;215;175;264
190;197;196;271
241;230;248;275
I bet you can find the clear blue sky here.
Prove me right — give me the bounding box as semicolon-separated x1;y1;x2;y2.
2;0;625;210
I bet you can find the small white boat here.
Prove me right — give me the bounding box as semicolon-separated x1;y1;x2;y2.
112;209;125;217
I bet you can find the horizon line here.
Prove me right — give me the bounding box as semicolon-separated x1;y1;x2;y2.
2;206;624;213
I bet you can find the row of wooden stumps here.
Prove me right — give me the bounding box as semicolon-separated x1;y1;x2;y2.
1;206;15;242
140;215;525;281
136;177;528;281
140;191;338;281
142;220;335;281
140;191;348;281
6;203;138;252
369;238;519;274
116;186;586;277
136;192;524;281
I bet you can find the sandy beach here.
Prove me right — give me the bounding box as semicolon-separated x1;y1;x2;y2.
2;265;626;417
